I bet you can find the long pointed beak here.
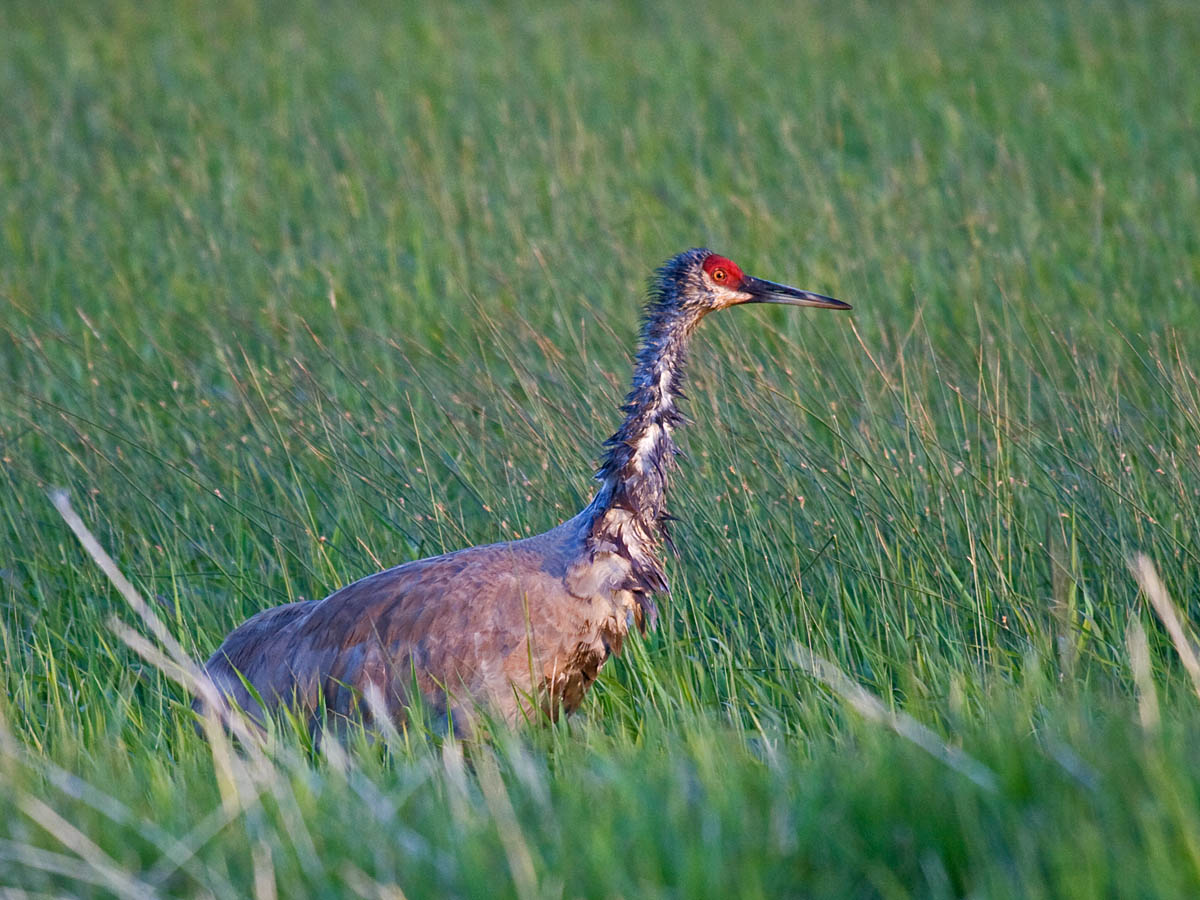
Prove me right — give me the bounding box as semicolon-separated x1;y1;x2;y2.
741;275;851;310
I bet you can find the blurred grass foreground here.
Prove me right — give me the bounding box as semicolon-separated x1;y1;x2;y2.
2;0;1199;896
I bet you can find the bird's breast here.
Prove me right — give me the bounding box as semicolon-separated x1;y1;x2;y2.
564;549;634;600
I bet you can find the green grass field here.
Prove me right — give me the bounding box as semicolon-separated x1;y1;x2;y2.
3;0;1200;895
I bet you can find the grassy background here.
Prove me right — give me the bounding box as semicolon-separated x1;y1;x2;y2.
2;0;1200;895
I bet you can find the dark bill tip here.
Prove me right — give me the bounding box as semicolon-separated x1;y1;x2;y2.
741;275;851;310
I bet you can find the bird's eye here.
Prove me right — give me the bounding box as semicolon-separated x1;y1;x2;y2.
712;268;727;282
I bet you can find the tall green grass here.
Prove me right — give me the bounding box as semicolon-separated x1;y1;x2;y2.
2;0;1199;895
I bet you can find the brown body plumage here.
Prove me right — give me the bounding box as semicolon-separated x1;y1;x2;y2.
199;248;849;733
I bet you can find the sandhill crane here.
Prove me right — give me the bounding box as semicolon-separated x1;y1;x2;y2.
198;248;850;734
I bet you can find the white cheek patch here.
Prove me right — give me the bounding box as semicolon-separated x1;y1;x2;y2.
714;287;752;307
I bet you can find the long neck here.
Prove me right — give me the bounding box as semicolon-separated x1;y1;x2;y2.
587;300;701;596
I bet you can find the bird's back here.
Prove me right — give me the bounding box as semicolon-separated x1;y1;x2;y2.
199;509;640;733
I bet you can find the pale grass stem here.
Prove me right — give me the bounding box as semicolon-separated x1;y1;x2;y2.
45;491;334;894
0;710;220;889
0;838;147;898
440;740;475;829
48;490;270;811
252;840;278;900
1130;554;1200;702
792;646;999;793
16;796;156;900
1124;616;1161;734
341;862;412;900
475;748;542;900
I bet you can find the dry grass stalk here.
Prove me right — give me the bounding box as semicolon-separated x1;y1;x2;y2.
792;646;998;793
1130;554;1200;702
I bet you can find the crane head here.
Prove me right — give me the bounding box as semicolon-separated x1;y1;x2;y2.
698;251;850;312
654;248;850;317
